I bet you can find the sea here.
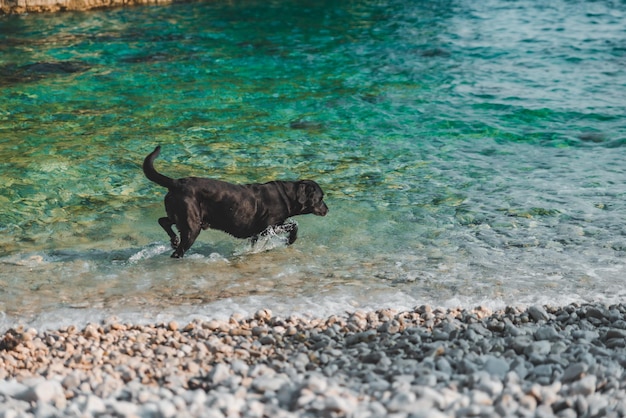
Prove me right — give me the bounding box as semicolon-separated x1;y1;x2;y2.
1;0;625;331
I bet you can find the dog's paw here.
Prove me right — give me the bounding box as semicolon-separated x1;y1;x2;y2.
170;237;180;249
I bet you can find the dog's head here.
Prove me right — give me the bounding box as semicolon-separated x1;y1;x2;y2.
297;180;329;216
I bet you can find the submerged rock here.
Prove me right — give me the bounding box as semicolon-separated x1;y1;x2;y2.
0;0;172;14
0;61;91;86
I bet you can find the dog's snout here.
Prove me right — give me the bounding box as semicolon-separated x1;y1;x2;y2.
317;202;329;216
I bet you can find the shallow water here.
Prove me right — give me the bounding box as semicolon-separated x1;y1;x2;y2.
1;0;626;330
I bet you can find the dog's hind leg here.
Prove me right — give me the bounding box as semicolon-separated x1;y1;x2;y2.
172;222;201;258
158;217;180;249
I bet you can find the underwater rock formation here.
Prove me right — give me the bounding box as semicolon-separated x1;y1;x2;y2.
0;61;91;86
0;0;172;14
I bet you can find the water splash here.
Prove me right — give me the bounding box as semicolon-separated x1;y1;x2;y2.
128;243;170;263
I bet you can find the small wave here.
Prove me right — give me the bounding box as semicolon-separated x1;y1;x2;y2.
250;236;289;254
605;137;626;148
186;252;230;263
234;236;288;256
128;243;170;263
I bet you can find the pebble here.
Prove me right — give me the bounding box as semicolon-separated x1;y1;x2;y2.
208;363;231;386
0;302;626;417
528;305;550;322
251;375;288;393
482;355;509;379
561;362;588;383
16;379;64;405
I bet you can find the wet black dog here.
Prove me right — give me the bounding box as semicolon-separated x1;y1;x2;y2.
143;146;328;258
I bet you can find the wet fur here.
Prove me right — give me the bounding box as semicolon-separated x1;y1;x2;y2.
143;146;328;258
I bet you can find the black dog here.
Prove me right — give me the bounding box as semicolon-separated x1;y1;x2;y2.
143;146;328;258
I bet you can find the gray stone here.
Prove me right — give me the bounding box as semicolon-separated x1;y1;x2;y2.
534;325;560;341
246;400;265;417
557;408;578;418
436;357;453;374
108;400;139;417
470;390;493;406
575;394;589;415
533;364;554;378
528;305;549;322
605;328;626;339
511;335;534;354
61;374;81;391
138;402;159;418
477;377;504;397
387;392;417;412
16;380;64;404
230;360;249;376
156;400;178;418
509;359;529;379
182;389;207;407
81;395;106;415
324;394;355;414
569;375;597;396
494;392;518;416
524;340;552;357
561;363;588;383
0;409;20;418
585;306;607;320
409;409;449;418
572;330;599;341
304;374;328;394
209;363;231;386
32;402;60;418
482;355;509;379
0;380;27;398
415;386;445;409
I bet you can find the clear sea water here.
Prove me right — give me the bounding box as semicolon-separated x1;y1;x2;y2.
1;0;625;330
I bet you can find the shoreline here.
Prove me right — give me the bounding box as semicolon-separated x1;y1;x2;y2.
1;302;625;417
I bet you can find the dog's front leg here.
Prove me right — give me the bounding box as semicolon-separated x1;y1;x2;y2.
158;217;180;249
285;222;298;245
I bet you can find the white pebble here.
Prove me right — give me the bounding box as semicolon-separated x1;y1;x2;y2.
569;375;597;396
387;391;416;412
17;380;64;404
209;363;231;385
304;373;328;394
252;375;288;393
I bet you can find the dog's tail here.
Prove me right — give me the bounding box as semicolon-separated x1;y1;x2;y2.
143;146;176;189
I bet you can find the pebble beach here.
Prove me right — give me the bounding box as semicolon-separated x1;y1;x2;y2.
1;302;625;417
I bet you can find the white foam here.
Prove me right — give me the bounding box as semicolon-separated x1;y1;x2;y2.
128;244;170;263
1;283;614;334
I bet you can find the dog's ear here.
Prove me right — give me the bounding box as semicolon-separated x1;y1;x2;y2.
298;182;309;204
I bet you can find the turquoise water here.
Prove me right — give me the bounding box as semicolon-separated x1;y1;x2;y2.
1;0;626;329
